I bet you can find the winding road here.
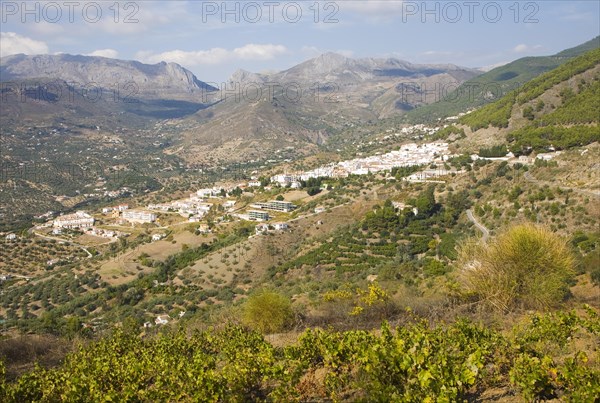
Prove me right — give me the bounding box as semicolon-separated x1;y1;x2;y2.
466;209;490;242
29;230;109;258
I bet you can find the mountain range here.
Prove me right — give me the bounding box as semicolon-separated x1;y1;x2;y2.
171;53;481;164
0;51;484;166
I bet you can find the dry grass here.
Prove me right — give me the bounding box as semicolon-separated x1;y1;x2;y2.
0;334;76;381
98;230;215;285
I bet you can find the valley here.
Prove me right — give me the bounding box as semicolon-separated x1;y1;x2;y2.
0;33;599;401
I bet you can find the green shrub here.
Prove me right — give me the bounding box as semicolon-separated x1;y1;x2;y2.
458;224;575;312
523;105;535;120
242;289;293;334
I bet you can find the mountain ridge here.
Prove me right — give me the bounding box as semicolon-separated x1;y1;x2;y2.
405;36;600;122
0;53;217;97
175;53;481;164
228;52;480;85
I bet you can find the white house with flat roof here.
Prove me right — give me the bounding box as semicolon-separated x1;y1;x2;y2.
223;200;236;209
273;222;289;231
197;188;224;198
122;210;157;224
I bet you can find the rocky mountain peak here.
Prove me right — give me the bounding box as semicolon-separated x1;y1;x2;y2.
0;54;216;95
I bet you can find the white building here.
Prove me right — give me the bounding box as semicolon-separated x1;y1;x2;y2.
255;223;269;234
248;210;270;221
273;222;289;231
5;233;17;240
250;200;296;212
123;210;157;224
85;228;120;238
536;151;562;161
198;203;213;212
189;194;205;202
53;211;95;229
196;188;223;198
223;200;236;209
155;315;170;325
147;203;172;211
152;233;166;241
270;174;298;185
297;141;450;180
102;204;129;214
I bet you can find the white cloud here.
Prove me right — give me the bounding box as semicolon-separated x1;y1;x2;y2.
232;44;287;60
136;44;287;66
513;44;528;53
0;32;49;57
85;49;119;58
513;44;544;53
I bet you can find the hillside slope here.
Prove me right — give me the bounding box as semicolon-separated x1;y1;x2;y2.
406;36;600;122
460;49;600;130
449;48;600;155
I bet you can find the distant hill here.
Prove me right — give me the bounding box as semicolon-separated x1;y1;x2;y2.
229;52;480;118
456;48;600;154
406;36;600;122
172;53;480;164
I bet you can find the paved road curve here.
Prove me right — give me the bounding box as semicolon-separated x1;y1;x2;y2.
466;209;490;242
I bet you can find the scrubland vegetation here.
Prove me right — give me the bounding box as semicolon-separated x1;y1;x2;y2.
1;40;600;402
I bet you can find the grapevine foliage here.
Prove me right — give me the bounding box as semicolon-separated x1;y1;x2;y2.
1;308;599;402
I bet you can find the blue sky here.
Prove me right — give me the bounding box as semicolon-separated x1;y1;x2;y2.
1;1;599;82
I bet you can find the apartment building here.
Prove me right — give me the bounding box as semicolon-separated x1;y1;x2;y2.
53;211;95;229
248;210;270;221
250;200;296;213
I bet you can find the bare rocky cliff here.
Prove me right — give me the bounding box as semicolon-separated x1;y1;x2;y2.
0;54;216;97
